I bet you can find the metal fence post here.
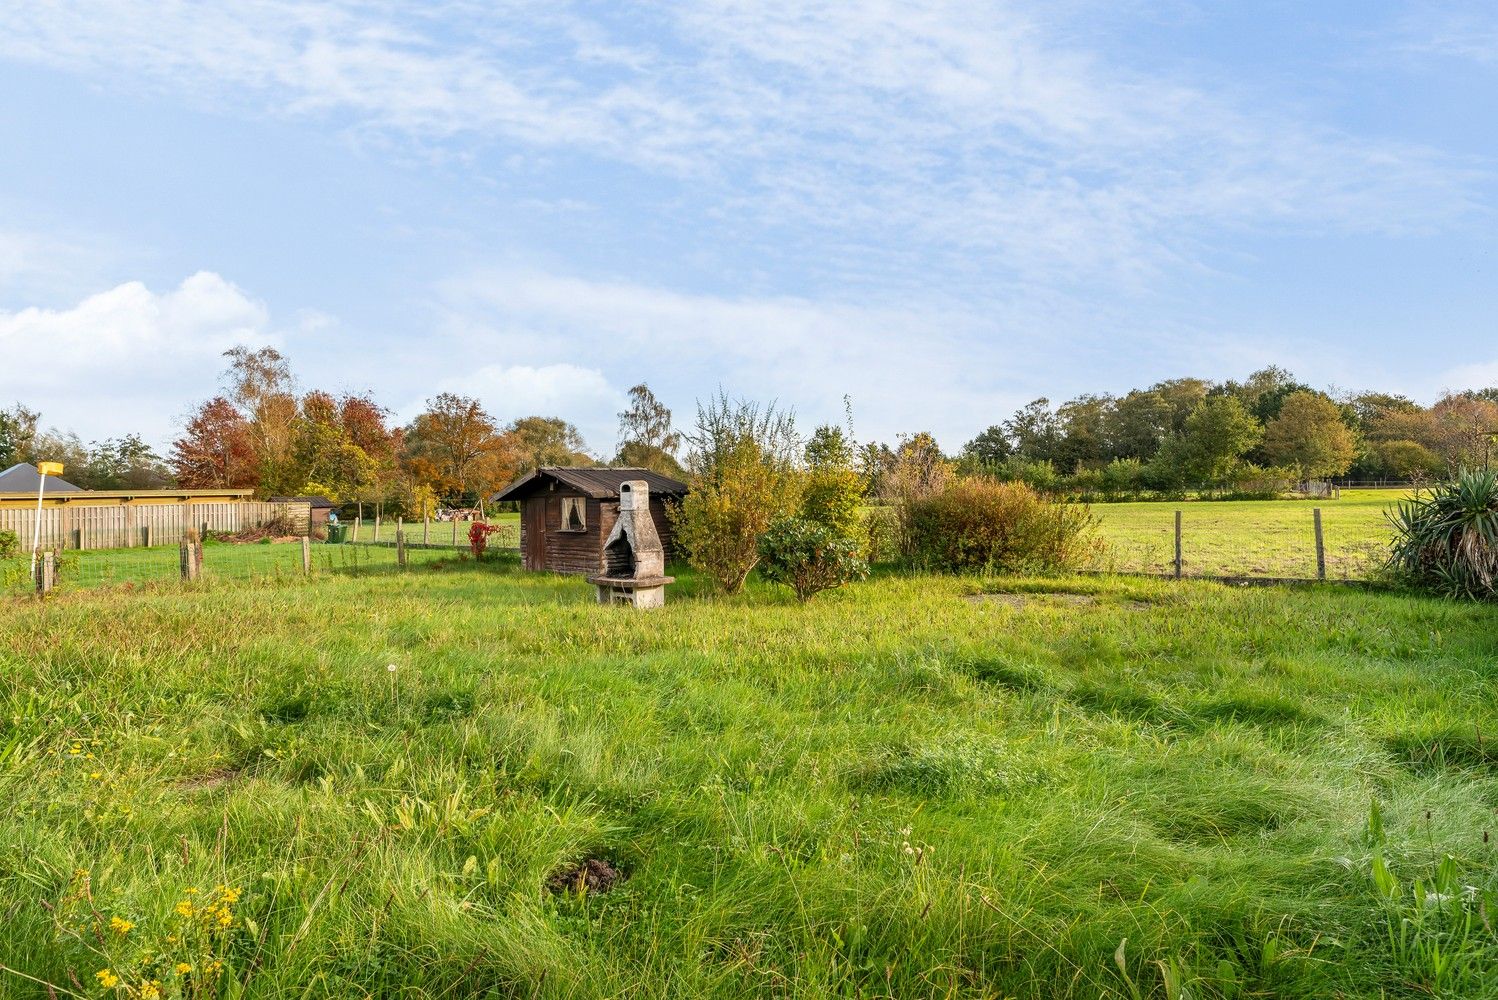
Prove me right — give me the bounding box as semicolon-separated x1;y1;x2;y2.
1313;507;1326;581
1173;510;1183;579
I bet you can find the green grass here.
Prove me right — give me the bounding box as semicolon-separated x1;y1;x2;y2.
1091;489;1410;579
1;559;1496;998
345;514;520;548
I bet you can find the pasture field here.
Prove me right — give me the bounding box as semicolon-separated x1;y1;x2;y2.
1;559;1496;998
346;513;521;547
1090;489;1410;580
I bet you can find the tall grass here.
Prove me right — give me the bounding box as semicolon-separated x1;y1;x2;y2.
0;562;1495;997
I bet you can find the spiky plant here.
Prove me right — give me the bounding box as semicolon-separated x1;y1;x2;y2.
1387;468;1498;600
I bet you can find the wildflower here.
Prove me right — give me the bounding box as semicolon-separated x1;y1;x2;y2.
217;911;234;927
216;886;241;904
141;980;162;999
109;915;134;935
387;662;398;672
174;900;195;918
184;887;199;895
89;772;102;780
175;963;192;975
206;960;223;975
95;969;119;989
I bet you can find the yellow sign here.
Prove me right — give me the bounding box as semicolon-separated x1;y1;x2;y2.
37;461;64;477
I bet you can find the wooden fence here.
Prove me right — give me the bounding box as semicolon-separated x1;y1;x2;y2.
0;501;311;552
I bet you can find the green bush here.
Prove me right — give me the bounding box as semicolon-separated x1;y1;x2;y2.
904;478;1100;573
756;516;868;601
0;529;17;560
1388;469;1498;600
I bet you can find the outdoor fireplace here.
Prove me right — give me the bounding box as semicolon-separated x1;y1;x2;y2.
587;480;673;608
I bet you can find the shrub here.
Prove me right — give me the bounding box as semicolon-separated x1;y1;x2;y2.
672;393;803;594
1387;469;1498;600
468;521;503;560
0;529;17;560
904;478;1100;573
801;425;866;542
757;516;869;601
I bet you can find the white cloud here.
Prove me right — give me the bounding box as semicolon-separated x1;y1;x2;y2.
421;362;627;456
0;1;1482;293
0;272;272;443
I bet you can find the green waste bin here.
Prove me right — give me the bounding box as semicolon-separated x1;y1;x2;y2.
326;523;348;544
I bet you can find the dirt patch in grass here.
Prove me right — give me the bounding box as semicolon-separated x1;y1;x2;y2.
546;858;623;894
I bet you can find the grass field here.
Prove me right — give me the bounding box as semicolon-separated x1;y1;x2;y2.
345;514;520;547
1090;489;1410;580
1;558;1495;998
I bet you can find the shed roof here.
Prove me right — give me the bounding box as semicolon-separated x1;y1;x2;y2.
492;467;688;502
0;462;84;493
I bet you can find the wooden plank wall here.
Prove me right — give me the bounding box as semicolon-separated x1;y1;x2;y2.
0;501;311;551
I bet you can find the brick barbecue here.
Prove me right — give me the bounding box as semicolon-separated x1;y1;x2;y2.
586;480;674;608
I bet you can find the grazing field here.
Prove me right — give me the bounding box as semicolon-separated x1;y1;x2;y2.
1090;489;1410;579
346;513;521;547
1;560;1495;998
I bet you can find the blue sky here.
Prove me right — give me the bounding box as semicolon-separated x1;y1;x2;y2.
0;1;1494;455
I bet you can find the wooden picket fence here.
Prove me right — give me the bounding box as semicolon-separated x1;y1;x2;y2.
0;501;311;551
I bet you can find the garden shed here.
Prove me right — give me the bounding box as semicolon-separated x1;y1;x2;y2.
492;467;687;574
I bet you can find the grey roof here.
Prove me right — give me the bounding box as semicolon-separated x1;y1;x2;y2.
492;467;688;502
0;462;84;494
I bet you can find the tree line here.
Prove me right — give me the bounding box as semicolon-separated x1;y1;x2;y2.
0;347;683;514
3;354;1493;507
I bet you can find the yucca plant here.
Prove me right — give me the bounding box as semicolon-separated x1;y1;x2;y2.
1387;468;1498;600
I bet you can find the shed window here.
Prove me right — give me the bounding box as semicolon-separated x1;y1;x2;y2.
561;497;587;532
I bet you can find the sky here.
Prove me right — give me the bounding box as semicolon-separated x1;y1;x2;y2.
0;0;1494;456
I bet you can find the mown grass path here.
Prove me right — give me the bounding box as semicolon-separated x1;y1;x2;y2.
0;561;1494;997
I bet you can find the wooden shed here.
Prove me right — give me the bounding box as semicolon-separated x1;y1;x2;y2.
492;467;687;575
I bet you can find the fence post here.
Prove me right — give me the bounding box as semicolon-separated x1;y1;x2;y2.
374;514;381;544
1313;508;1326;581
301;535;312;575
423;515;429;546
34;551;55;595
180;539;200;581
452;518;458;547
396;526;407;569
1173;510;1183;580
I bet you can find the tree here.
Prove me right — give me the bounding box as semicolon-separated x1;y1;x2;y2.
505;416;592;472
0;404;39;467
671;393;803;594
1177;396;1262;484
172;397;258;489
404;393;503;500
1263;391;1357;482
800;424;866;542
1374;440;1444;481
1003;399;1061;462
1429;393;1498;472
959;425;1011;471
1104;390;1173;460
220;345;299;495
1054;394;1114;471
615;384;681;474
83;435;172;489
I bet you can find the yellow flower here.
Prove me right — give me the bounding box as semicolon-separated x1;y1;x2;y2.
216;886;242;904
89;772;102;780
184;887;199;895
95;969;119;989
217;911;233;927
108;915;134;935
174;963;192;975
174;900;195;918
141;980;161;999
206;960;223;975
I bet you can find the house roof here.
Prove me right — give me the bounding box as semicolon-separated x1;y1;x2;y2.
268;495;338;509
0;462;84;493
492;467;688;502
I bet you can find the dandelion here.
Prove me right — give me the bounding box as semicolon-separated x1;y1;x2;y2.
174;900;195;918
89;772;102;780
175;963;192;975
109;915;134;935
95;969;119;988
140;979;162;999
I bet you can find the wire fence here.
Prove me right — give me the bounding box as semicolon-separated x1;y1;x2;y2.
1089;503;1390;582
341;516;520;549
2;524;521;598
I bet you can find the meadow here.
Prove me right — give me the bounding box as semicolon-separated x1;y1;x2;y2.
1088;489;1409;579
1;556;1495;998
